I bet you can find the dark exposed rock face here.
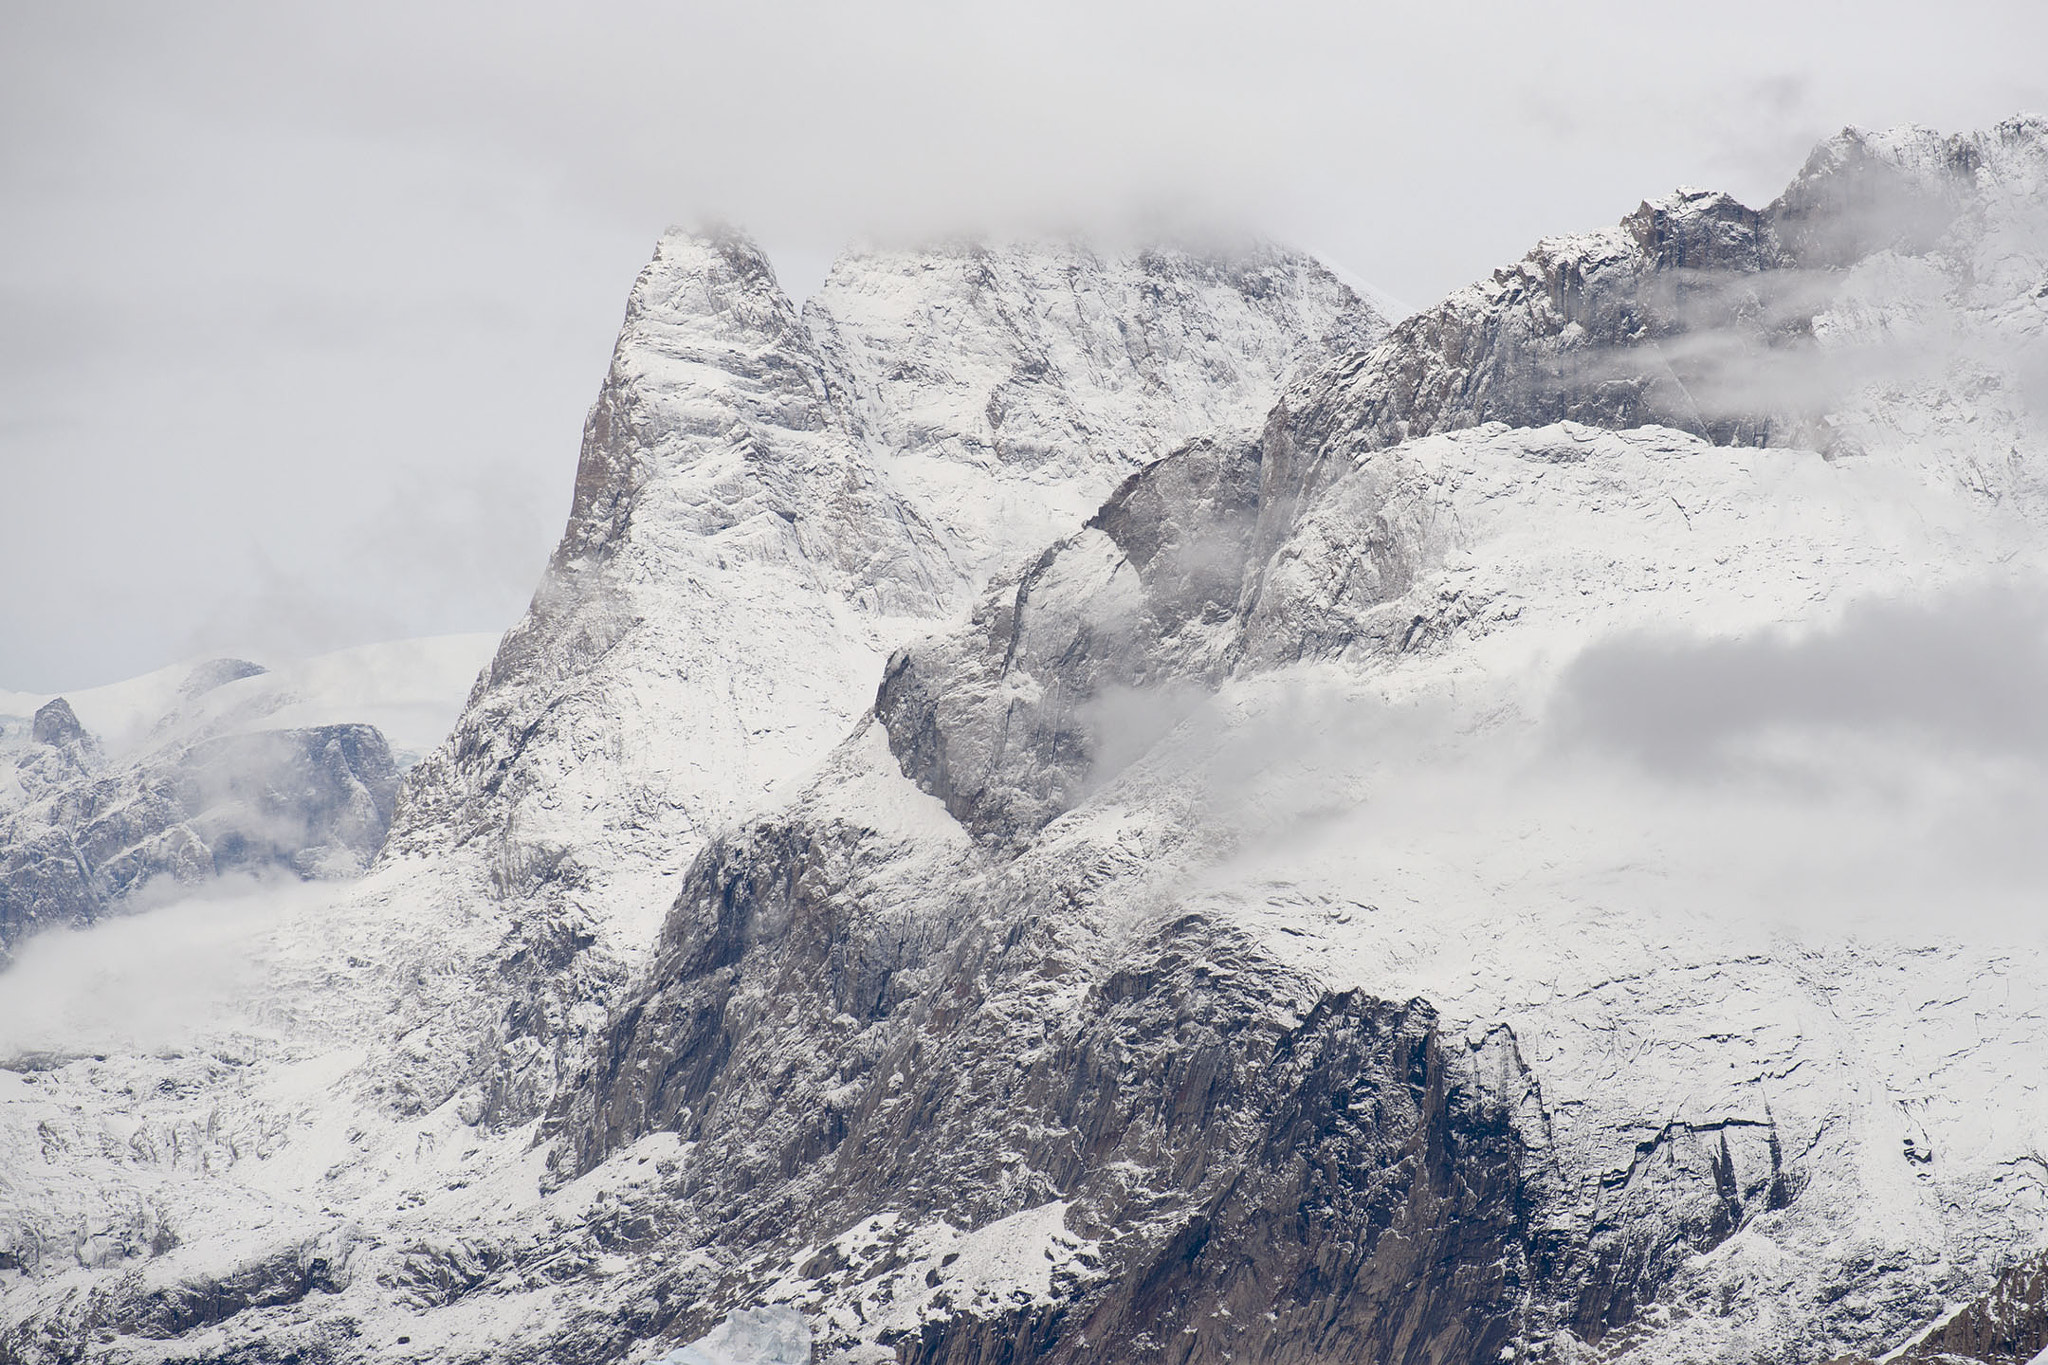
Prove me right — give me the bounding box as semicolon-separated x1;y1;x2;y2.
123;1239;354;1339
568;694;1804;1364
571;802;1538;1365
0;720;400;956
1824;1249;2048;1365
29;699;90;751
891;987;1529;1365
1898;1250;2048;1363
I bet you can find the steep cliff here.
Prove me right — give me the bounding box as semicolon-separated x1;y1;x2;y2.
390;233;1376;926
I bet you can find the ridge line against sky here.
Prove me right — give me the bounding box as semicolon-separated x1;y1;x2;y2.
4;0;2045;692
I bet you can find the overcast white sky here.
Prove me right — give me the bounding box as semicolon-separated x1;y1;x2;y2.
5;0;2046;691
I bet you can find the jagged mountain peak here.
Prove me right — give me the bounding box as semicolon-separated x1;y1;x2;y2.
624;225;810;353
545;224;845;578
392;228;1381;898
27;698;88;750
366;228;1385;1131
1770;114;2048;268
1513;185;1775;276
1784;114;2048;195
1264;114;2047;521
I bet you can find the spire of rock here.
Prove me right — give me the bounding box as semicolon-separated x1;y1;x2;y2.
29;697;86;749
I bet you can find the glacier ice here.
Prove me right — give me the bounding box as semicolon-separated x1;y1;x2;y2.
657;1307;811;1365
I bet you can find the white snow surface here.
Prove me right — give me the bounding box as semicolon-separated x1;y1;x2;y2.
754;1203;1094;1365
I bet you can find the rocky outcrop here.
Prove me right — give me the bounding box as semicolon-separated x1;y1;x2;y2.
868;402;1458;843
27;699;90;752
874;432;1265;845
1822;1249;2048;1364
1248;116;2048;551
571;795;1535;1364
0;1228;360;1364
1256;187;1797;514
1896;1251;2048;1363
1770;124;1985;270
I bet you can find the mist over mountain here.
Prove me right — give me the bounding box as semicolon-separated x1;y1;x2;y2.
5;115;2048;1365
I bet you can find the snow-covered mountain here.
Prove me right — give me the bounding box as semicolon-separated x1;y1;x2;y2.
383;234;1378;1121
5;118;2048;1365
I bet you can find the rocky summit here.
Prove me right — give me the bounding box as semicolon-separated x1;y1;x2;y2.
4;119;2048;1365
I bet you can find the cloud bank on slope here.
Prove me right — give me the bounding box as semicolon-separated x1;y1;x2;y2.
1077;576;2048;942
0;873;321;1062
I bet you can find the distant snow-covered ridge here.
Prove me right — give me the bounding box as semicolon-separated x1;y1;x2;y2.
0;633;501;766
0;634;497;954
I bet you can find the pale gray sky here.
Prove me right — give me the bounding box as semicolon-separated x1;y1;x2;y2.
5;0;2045;690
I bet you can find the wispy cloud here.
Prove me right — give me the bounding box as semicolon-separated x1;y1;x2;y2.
1551;582;2048;775
1080;577;2048;940
5;2;2046;688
